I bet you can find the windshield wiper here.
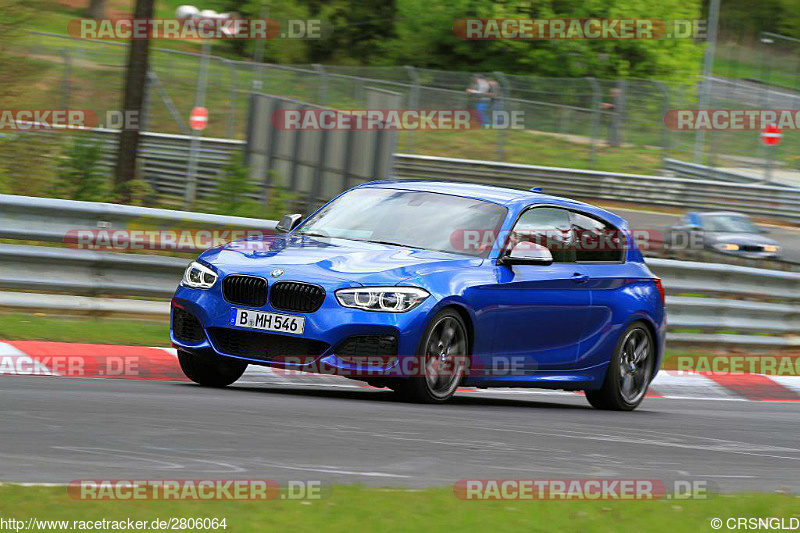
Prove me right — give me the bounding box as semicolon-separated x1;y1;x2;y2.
362;239;424;250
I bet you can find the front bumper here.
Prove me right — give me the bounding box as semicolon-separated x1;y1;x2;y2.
170;284;434;377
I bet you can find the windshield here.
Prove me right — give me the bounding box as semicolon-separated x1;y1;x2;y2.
296;187;508;257
704;215;759;233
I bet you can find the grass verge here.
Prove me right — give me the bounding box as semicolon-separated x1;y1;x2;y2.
0;485;797;533
0;313;169;346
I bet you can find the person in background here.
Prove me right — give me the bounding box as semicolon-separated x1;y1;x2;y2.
487;79;502;126
466;74;490;125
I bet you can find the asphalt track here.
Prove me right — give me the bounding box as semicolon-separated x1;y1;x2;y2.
2;374;799;492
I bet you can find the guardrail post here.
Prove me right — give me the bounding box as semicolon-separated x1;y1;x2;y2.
184;40;211;208
313;64;328;106
652;80;671;163
610;79;625;147
221;58;236;139
404;66;420;153
147;71;190;134
311;123;329;211
587;77;601;166
58;48;71;110
493;71;510;161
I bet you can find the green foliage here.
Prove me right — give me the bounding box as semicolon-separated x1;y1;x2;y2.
719;0;800;41
210;154;297;219
53;136;112;202
378;0;703;79
115;177;155;207
218;0;313;63
0;0;51;103
191;0;707;78
211;152;261;216
0;133;60;196
0;166;9;195
263;183;295;220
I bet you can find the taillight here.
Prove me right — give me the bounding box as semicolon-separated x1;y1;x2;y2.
653;278;665;305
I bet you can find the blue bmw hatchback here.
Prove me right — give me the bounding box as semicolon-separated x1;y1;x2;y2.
171;181;666;410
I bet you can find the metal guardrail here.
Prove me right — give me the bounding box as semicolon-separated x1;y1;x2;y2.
0;195;797;349
663;158;798;188
647;258;800;348
50;129;800;224
93;130;245;201
0;245;796;348
663;158;764;184
392;154;800;224
0;193;275;244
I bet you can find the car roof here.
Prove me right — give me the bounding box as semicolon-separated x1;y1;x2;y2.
358;180;627;227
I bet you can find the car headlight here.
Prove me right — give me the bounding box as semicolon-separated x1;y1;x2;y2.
335;287;430;312
763;245;779;253
181;261;218;289
715;243;740;251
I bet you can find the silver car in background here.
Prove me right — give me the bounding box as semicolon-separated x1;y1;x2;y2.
668;211;781;259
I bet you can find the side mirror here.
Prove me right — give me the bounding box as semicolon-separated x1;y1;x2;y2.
276;213;303;233
499;242;553;266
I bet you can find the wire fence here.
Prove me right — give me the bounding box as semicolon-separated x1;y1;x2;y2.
9;31;800;183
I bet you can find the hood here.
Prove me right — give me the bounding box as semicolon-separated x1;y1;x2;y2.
198;234;483;286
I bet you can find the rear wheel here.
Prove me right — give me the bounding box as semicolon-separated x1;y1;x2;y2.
178;350;248;387
585;323;654;411
390;309;468;404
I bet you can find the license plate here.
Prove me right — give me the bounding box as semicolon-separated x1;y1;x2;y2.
229;308;305;335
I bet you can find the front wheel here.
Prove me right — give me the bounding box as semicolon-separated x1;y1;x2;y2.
390;309;469;404
585;322;654;411
178;350;248;387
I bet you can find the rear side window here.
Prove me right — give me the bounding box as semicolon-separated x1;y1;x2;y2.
570;212;624;262
511;207;576;263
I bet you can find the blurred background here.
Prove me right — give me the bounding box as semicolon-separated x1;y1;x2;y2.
1;0;799;204
0;0;799;347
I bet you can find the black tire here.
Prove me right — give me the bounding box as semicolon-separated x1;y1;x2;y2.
585;322;655;411
390;308;469;404
178;350;248;387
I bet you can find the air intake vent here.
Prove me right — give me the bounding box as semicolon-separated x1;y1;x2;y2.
336;335;397;357
269;282;325;313
207;328;329;361
172;307;205;344
222;275;268;307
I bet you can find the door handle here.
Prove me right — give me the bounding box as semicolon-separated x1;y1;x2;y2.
571;273;589;284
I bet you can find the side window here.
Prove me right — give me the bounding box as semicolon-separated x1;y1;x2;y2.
511;207;576;263
570;212;623;262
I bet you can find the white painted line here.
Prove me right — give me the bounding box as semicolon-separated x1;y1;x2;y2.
649;372;741;399
0;342;58;376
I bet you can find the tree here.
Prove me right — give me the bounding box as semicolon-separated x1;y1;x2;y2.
87;0;107;19
114;0;154;203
